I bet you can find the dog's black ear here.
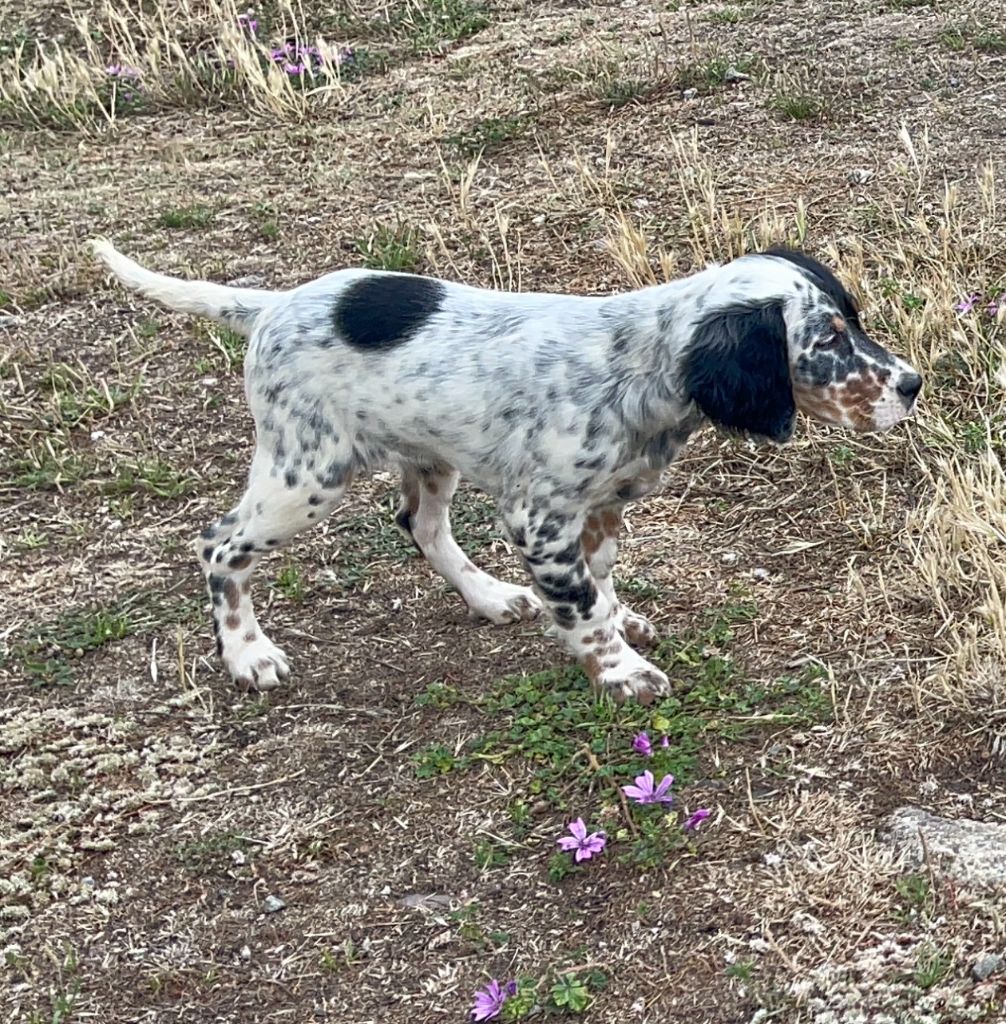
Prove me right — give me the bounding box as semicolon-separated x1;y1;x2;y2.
682;301;795;442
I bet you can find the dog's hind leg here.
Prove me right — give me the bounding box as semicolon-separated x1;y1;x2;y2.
395;464;541;624
196;444;351;690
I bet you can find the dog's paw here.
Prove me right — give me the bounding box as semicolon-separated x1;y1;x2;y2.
595;653;669;705
224;636;290;692
468;582;543;625
616;605;658;648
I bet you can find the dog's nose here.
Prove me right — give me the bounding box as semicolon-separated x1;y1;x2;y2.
897;373;923;403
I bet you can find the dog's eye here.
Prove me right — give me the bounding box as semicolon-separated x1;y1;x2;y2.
813;335;843;350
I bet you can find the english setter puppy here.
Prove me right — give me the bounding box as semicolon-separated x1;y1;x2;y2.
91;240;921;703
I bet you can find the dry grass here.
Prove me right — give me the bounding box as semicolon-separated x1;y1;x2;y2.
3;0;1006;1022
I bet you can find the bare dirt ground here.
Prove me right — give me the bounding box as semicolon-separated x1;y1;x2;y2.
3;1;1006;1021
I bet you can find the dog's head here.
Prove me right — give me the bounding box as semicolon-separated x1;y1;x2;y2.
682;247;922;442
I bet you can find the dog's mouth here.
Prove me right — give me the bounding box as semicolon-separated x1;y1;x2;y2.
793;377;922;433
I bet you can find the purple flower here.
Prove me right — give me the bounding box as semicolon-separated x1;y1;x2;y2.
106;64;141;80
632;731;653;757
660;735;670;748
237;13;258;35
556;818;607;862
471;979;516;1021
987;294;1006;316
955;293;980;314
622;770;674;805
283;62;305;74
684;807;712;832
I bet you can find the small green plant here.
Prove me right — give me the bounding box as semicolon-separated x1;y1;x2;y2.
138;317;160;339
413;743;458;778
677;54;756;93
549;974;592;1013
894;872;933;921
251;201;280;240
156;204;215;230
547;850;576;882
976;30;1006;53
769;92;825;120
445;115;528;158
623;811;686;869
618;576;662;601
415;680;467;707
275;562;305;602
355;221;422;272
937;26;966;50
828;444;857;467
14;527;48;550
473;838;511;870
404;0;489;52
10;442;94;490
597;77;652;108
708;6;743;22
6;593;197;687
105;457;197;498
30;855;52;884
913;943;952;990
960;420;988;454
177;831;249;870
726;960;756;983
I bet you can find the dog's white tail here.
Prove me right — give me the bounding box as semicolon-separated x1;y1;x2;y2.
90;239;280;336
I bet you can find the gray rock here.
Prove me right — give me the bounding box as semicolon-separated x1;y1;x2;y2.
262;894;286;913
398;893;452;910
883;807;1006;887
972;953;1002;981
0;314;19;329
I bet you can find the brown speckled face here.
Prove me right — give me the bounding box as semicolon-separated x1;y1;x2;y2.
758;249;922;432
789;294;921;432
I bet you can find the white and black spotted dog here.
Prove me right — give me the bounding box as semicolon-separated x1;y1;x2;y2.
91;239;921;703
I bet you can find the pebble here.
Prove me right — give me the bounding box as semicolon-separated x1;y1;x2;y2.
263;894;286;913
683;87;698;100
972;954;1002;981
0;314;19;329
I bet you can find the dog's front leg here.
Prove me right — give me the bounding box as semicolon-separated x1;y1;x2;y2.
501;500;669;704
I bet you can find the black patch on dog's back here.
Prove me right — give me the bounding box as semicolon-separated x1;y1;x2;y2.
761;247;862;327
333;274;445;351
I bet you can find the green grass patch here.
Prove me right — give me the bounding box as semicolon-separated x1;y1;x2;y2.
355;221;423;272
5;591;201;687
404;0;489;52
413;602;831;803
676;54;757;93
177;830;250;871
445;114;529;158
103;456;198;498
768;92;826;121
155;204;215;230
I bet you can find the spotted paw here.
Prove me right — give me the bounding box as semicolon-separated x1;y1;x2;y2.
468;582;543;625
595;652;669;705
616;605;658;648
224;636;290;692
